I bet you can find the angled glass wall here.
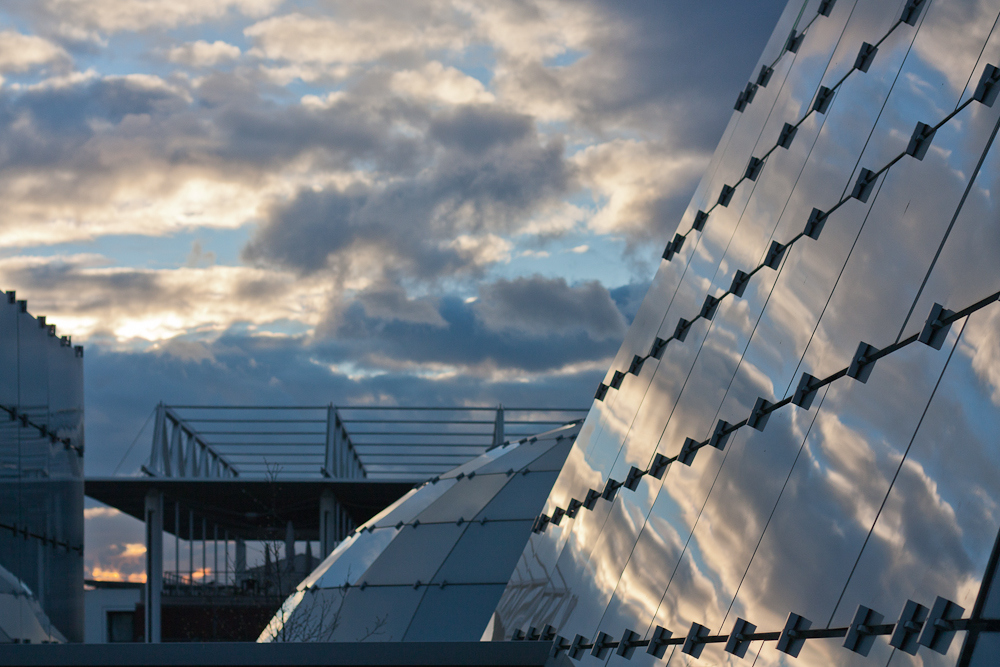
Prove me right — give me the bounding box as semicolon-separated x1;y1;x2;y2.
494;0;1000;665
259;423;577;643
0;293;84;643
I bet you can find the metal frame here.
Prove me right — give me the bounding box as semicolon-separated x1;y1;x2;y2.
142;404;586;481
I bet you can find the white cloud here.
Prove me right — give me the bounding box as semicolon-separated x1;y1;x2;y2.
0;255;329;343
0;174;269;247
83;506;120;519
166;40;241;68
961;307;1000;406
447;233;514;267
37;0;282;35
390;61;494;105
244;12;466;66
460;0;593;62
515;201;586;237
575;139;708;239
0;30;69;74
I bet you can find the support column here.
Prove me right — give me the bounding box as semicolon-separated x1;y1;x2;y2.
492;404;505;449
284;520;295;575
144;489;163;643
338;421;346;477
188;510;194;587
213;524;218;587
201;516;207;583
319;490;337;557
173;502;180;587
235;537;246;585
324;405;336;477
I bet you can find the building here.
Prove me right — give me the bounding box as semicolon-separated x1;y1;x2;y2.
490;0;1000;665
84;405;584;642
258;422;577;643
83;580;142;644
0;292;85;643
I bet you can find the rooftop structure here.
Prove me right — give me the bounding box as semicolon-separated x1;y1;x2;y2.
85;404;585;642
140;404;586;480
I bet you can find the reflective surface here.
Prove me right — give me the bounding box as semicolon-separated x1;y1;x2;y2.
259;423;577;642
0;295;84;643
492;1;1000;666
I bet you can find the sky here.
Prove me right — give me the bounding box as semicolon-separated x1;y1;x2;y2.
0;0;787;581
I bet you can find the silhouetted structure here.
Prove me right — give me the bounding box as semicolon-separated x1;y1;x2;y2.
0;292;84;643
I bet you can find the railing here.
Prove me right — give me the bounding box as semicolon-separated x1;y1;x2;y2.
143;405;238;478
142;404;587;480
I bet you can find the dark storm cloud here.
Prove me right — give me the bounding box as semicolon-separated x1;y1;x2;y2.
428;105;533;154
243;105;572;277
496;0;788;146
474;275;626;340
1;257;248;317
0;73;419;174
209;92;419;170
329;293;617;373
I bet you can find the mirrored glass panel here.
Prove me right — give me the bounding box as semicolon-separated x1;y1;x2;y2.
492;4;1000;666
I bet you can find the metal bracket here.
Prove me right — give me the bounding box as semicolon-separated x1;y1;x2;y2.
725;618;757;658
776;612;811;657
843;605;884;656
846;341;878;383
747;397;772;431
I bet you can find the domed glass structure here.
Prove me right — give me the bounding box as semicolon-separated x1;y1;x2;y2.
259;423;577;643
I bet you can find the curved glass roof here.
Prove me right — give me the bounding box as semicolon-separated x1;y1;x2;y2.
259;422;577;643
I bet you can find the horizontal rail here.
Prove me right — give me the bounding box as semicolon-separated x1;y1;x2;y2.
345;431;497;437
168;405;587;411
207;442;324;447
194;431;328;436
351;444;490;449
181;419;327;424
340;419;575;425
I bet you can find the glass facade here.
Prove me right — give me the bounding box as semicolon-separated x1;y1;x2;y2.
0;292;85;643
493;1;1000;665
258;423;576;643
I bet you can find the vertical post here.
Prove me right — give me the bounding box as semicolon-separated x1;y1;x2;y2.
148;403;167;474
492;404;505;449
224;530;229;587
213;524;218;586
235;538;246;586
202;516;207;583
324;405;336;477
174;501;180;587
144;489;163;643
337;416;346;477
319;490;337;557
188;510;194;587
185;432;197;478
169;422;183;478
285;521;295;575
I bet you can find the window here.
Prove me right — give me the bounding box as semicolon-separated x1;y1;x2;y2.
107;611;137;643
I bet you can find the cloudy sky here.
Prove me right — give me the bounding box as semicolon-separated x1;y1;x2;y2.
0;0;786;580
